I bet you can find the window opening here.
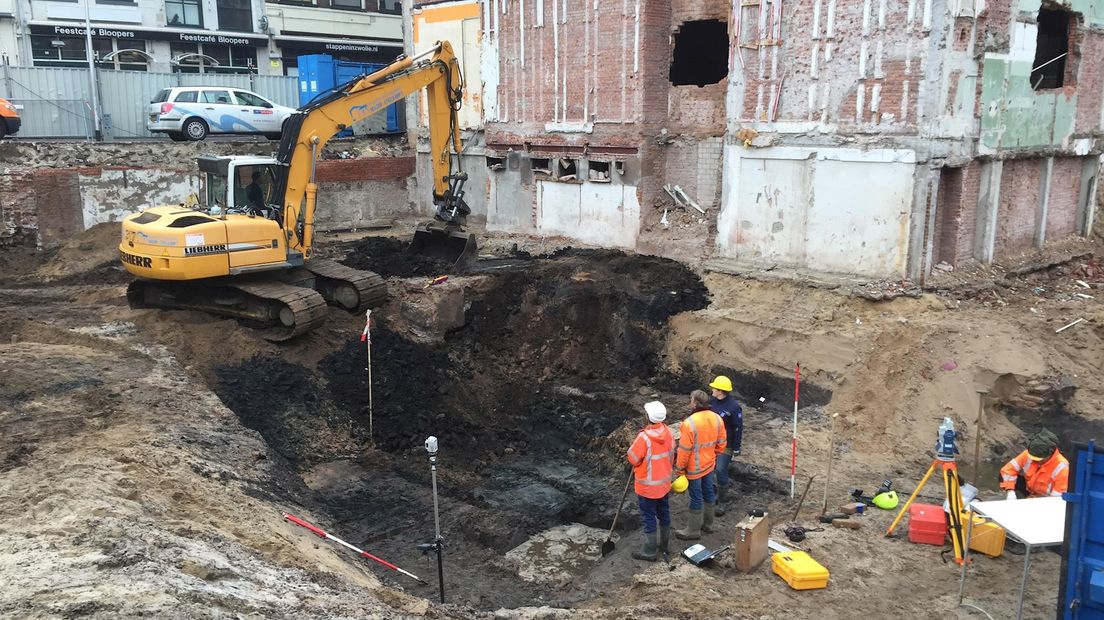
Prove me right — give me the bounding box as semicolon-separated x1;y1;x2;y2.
1031;8;1070;90
558;158;578;181
588;160;610;182
531;157;551;176
486;156;505;171
670;20;729;87
332;0;362;9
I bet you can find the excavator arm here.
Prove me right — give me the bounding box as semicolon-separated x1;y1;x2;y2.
272;41;470;258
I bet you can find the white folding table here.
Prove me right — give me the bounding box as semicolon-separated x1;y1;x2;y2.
956;496;1067;620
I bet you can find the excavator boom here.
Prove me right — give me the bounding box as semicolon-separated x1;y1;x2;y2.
274;41;475;265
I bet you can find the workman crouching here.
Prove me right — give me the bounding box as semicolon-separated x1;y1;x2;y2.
999;428;1069;499
626;401;675;561
675;390;727;540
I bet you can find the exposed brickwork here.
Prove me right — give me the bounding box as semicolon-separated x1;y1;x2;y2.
1075;31;1104;133
667;0;730;135
933;162;982;266
995;159;1043;256
314;157;416;183
32;169;83;249
0;171;35;247
1046;157;1083;240
736;0;929;126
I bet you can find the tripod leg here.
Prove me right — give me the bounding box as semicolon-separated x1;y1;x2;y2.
944;466;967;564
886;462;937;536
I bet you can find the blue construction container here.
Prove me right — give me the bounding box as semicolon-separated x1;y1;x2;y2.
1061;440;1104;619
297;54;403;135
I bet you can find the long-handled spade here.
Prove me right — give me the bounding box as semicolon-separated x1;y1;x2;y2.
601;470;634;557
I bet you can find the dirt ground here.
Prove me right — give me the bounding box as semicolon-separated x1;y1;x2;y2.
1;222;1099;619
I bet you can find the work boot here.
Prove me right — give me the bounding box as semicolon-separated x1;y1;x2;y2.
703;502;717;533
632;531;658;561
659;526;671;554
715;486;729;516
675;509;703;540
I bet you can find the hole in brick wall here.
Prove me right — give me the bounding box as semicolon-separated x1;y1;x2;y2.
934;166;965;267
1031;8;1070;90
670;19;729;87
557;158;577;181
587;161;610;183
530;157;551;176
486;156;505;171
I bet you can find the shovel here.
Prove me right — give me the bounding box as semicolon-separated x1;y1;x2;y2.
600;470;634;557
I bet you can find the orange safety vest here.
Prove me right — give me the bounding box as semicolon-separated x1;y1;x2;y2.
675;409;727;480
627;423;675;499
999;449;1070;497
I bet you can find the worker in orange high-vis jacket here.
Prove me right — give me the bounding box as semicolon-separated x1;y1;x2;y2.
674;389;727;541
999;428;1069;499
626;401;675;561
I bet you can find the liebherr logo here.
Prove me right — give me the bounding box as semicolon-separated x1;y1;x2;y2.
184;244;228;256
120;250;152;268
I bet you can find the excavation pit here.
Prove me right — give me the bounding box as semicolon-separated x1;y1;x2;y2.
208;245;813;608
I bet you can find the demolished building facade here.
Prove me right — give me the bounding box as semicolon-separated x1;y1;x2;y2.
411;0;1104;280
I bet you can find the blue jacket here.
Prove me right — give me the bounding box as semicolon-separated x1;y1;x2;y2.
709;395;743;451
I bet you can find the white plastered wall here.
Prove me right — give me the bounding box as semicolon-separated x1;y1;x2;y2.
716;145;918;278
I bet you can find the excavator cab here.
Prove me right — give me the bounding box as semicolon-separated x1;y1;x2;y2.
198;156;280;217
412;171;477;268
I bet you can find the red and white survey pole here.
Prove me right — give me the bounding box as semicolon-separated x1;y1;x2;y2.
361;309;374;442
283;513;426;584
791;363;800;499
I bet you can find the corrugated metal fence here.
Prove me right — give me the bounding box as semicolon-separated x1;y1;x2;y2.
0;65;298;139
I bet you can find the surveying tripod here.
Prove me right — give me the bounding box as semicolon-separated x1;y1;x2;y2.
886;418;969;564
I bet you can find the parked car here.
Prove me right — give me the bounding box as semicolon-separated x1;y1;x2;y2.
0;97;21;139
147;87;296;141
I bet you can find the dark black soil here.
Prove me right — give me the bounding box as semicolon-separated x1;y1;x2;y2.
338;236;454;279
210;247;717;610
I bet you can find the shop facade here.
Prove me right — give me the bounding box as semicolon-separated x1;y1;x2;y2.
10;0;401;76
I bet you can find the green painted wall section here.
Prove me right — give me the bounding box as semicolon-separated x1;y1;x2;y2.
980;57;1078;150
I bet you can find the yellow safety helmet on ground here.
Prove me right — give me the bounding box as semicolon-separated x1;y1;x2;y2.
872;491;899;510
709;375;733;392
671;475;689;494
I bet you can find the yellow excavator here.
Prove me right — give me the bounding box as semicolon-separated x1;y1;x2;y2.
120;41;474;340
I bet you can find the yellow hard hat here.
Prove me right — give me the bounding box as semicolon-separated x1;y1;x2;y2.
672;475;689;494
709;375;733;392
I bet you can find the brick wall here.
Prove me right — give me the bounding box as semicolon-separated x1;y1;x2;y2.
1046;157;1083;240
315;157;416;183
32;170;83;249
1075;31;1104;133
667;0;730;135
735;0;929;126
933;161;982;266
0;171;35;247
485;0;650;145
995;158;1043;255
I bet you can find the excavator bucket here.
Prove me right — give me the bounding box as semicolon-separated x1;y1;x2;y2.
411;222;478;269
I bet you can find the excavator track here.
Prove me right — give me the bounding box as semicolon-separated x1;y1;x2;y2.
127;279;329;342
304;258;388;312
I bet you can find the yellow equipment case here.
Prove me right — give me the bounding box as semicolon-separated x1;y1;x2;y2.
771;551;830;590
962;511;1007;557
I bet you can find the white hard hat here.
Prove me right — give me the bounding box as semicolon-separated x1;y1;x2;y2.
644;401;667;423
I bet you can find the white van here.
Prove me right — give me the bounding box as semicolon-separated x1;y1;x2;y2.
147;86;296;141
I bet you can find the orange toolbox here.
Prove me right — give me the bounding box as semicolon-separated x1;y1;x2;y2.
771;551;829;590
907;503;947;546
